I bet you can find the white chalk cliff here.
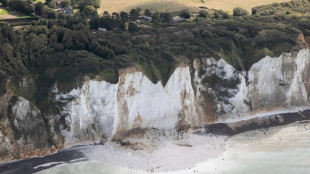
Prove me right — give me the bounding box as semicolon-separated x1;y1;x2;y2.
53;49;310;146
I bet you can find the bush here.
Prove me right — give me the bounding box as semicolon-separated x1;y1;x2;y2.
129;8;140;20
144;9;152;17
219;10;230;19
198;10;209;18
120;11;128;21
180;9;191;19
59;0;69;7
213;11;222;19
35;2;44;15
9;0;34;15
152;12;160;24
83;5;98;17
233;7;249;16
128;22;138;32
0;0;9;7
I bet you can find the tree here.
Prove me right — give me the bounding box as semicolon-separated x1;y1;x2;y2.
219;10;230;19
41;7;56;19
152;12;160;24
144;9;152;17
198;10;208;18
114;19;125;30
8;0;34;15
0;0;9;7
83;5;98;17
59;0;69;7
112;12;119;19
103;11;109;16
129;8;140;20
180;9;190;19
120;11;128;21
233;7;248;16
160;13;172;24
101;16;114;30
47;1;55;8
128;22;138;32
213;11;222;19
35;2;44;15
89;16;100;29
78;0;95;12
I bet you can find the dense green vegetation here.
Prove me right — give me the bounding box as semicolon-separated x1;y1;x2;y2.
1;0;310;110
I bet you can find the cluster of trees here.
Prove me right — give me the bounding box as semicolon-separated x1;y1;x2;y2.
198;9;231;19
35;2;56;19
1;0;310;107
89;16;126;30
0;0;34;15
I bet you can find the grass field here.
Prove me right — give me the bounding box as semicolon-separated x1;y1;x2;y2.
0;8;9;15
0;6;31;19
100;0;291;14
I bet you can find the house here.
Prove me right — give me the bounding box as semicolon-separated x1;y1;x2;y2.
98;28;107;32
142;16;152;23
172;16;183;23
60;7;73;15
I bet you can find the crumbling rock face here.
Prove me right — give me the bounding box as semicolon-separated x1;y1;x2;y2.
248;49;310;110
193;49;310;121
0;94;51;162
0;49;309;161
51;49;310;148
53;67;200;148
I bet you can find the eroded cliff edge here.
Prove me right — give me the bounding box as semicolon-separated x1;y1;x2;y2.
1;49;310;161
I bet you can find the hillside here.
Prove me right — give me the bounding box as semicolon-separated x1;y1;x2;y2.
100;0;290;14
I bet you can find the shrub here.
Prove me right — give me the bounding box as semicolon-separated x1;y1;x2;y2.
233;7;249;16
59;0;69;7
35;2;44;15
198;10;209;18
120;11;128;21
152;12;160;24
83;5;98;17
213;11;222;19
180;9;191;19
128;22;138;32
219;10;230;19
129;8;140;20
144;9;152;17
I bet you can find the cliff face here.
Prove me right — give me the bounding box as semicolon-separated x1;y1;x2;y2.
194;49;310;121
53;66;200;147
1;49;310;161
0;94;51;161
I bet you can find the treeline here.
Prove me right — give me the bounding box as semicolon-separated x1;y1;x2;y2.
0;0;33;15
1;0;310;108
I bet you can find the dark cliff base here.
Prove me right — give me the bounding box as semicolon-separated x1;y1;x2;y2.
195;109;310;136
1;109;310;174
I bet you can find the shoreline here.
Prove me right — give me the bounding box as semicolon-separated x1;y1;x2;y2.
1;109;310;174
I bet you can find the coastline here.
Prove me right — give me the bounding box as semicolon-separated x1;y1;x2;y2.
1;109;310;174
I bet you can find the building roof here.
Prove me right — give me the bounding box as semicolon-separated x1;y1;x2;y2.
142;16;152;21
61;7;73;15
98;28;107;32
173;16;182;22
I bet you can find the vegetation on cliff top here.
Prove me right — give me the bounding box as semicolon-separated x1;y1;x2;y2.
0;0;310;110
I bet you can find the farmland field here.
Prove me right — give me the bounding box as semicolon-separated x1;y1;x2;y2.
99;0;291;14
